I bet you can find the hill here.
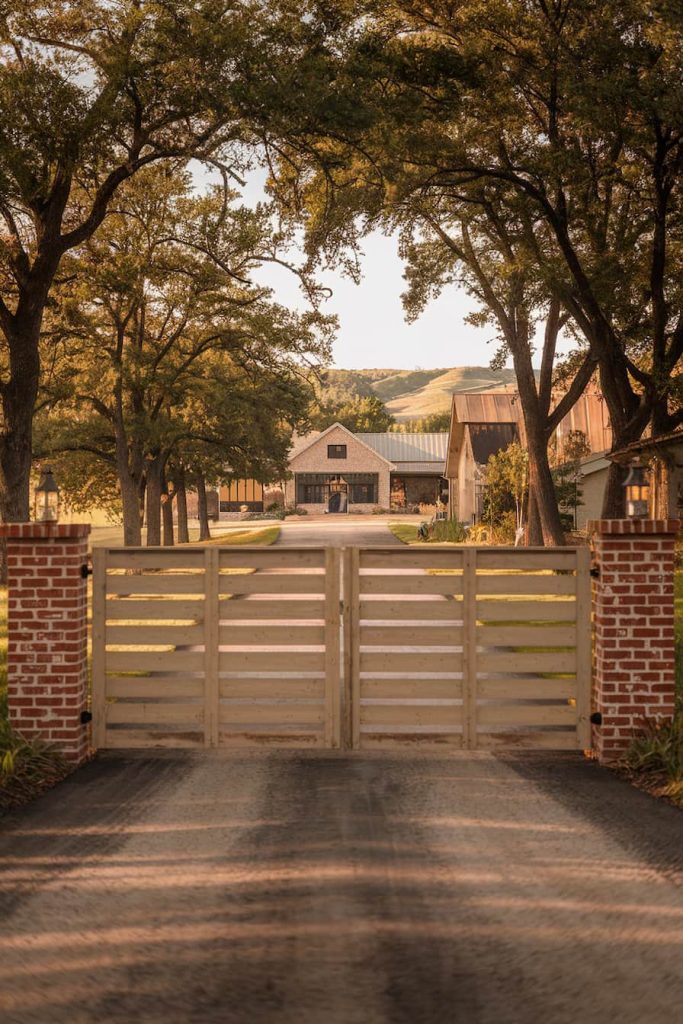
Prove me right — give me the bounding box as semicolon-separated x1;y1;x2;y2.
321;367;518;422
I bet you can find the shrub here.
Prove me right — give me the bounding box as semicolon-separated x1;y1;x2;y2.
623;716;683;784
283;506;307;517
0;720;68;812
371;506;388;515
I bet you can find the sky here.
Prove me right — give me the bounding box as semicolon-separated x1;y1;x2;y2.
252;231;497;371
196;162;554;372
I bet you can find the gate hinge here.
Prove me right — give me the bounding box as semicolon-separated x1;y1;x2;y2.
80;709;93;724
590;711;603;726
589;565;600;579
339;599;345;615
81;563;93;579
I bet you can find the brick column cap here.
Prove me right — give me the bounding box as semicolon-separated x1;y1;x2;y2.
588;518;680;537
0;522;91;539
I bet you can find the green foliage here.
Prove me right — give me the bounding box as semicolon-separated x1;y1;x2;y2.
484;443;529;533
418;519;468;544
390;411;451;432
0;720;68;813
623;716;683;786
313;393;394;432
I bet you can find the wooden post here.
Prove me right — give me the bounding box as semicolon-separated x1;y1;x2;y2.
462;547;477;749
344;547;361;750
204;547;220;747
575;546;592;749
324;547;342;748
91;547;107;751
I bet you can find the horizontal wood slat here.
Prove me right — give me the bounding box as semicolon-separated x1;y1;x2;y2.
476;551;578;571
360;704;463;726
360;652;463;673
102;731;204;749
359;599;463;621
477;679;576;699
360;625;464;646
219;573;325;595
475;600;576;622
476;625;577;647
360;575;464;596
477;574;577;596
219;679;324;699
218;598;324;619
361;679;463;699
214;732;324;748
107;574;206;596
477;651;576;673
219;550;325;570
360;551;464;570
219;624;325;646
218;704;324;725
105;599;205;621
218;651;326;672
106;703;204;725
475;731;581;750
105;551;206;570
106;625;204;646
105;651;204;672
476;704;577;726
106;679;204;699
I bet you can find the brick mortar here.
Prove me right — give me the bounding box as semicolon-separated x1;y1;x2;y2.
4;528;90;763
590;520;678;764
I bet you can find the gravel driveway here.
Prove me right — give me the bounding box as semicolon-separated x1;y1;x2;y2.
276;516;408;547
1;750;682;1024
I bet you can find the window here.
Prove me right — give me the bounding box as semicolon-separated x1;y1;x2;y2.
328;444;347;459
295;473;378;505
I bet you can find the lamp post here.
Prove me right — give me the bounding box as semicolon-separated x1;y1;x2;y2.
623;459;650;518
34;466;60;522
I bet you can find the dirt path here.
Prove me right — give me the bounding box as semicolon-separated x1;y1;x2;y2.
1;750;682;1024
276;516;409;547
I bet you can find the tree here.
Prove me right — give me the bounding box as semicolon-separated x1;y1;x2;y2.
264;0;683;518
0;1;320;520
39;170;333;544
484;442;529;538
312;393;394;432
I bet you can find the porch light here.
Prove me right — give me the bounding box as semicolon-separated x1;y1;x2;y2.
34;466;60;522
623;459;650;519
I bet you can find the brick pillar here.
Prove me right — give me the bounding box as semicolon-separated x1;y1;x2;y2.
0;522;91;763
589;518;679;763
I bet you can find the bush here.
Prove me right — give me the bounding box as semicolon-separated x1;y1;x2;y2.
623;716;683;784
284;506;307;517
371;506;388;515
1;720;68;812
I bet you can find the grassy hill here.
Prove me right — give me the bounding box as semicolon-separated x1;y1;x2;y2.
322;367;518;422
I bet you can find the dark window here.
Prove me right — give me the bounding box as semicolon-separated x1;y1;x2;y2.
295;472;378;505
328;444;347;459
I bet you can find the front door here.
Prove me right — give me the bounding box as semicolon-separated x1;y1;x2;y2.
328;488;348;513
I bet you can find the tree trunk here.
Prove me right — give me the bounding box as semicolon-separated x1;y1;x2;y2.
145;456;164;546
162;471;175;547
526;486;543;546
196;473;211;541
0;325;41;522
511;351;566;546
175;465;190;544
601;461;627;518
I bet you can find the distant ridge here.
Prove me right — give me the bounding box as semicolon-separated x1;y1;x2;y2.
324;367;519;422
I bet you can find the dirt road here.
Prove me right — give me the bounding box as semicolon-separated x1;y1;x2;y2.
1;750;682;1024
277;515;410;546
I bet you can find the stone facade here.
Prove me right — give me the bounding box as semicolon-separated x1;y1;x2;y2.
285;425;391;513
0;522;91;763
589;518;679;763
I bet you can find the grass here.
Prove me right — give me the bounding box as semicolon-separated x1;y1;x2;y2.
389;523;419;544
196;526;280;547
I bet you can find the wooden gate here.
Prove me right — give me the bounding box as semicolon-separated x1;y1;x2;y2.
343;546;591;750
92;546;341;749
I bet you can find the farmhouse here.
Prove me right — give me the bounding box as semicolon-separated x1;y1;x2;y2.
284;423;449;513
444;390;613;527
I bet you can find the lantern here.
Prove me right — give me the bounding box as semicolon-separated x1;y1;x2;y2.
34;466;60;522
623;459;650;519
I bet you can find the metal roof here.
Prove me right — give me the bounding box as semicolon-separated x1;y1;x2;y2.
391;461;447;475
356;432;449;463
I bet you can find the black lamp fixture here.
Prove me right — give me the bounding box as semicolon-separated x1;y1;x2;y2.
623;459;650;519
34;466;60;522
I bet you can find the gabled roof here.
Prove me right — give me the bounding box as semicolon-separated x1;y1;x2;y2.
469;423;519;465
356;432;449;463
608;427;683;463
288;422;393;466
